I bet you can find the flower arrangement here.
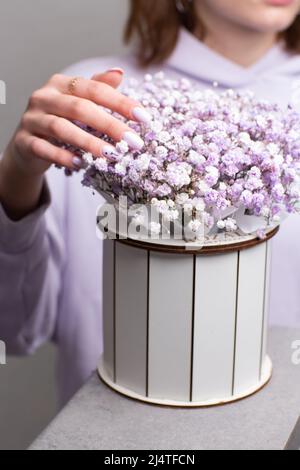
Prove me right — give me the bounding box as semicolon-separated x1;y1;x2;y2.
65;73;300;241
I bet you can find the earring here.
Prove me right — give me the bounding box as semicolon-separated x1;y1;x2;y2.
176;0;185;13
176;0;193;14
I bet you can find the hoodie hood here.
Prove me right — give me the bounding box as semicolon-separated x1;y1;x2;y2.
165;28;300;108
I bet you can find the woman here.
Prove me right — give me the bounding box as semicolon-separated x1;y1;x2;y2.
1;0;300;405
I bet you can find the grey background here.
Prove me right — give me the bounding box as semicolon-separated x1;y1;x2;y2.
0;0;128;450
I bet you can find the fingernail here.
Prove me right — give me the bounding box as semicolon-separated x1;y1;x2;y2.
107;67;124;75
132;107;152;124
123;132;144;150
73;157;83;168
102;145;118;159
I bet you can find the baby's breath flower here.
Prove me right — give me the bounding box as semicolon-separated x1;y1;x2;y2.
176;193;189;205
65;73;300;239
188;219;202;233
225;218;238;232
163;209;180;222
217;220;226;230
95;158;108;172
82;152;94;165
150;222;161;236
116;140;129;154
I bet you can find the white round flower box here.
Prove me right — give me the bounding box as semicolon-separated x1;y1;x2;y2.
98;227;278;407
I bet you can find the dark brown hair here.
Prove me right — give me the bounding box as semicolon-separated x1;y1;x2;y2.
125;0;300;66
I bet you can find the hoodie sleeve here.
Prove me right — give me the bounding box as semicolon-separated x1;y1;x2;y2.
0;54;126;355
0;177;65;355
0;59;93;355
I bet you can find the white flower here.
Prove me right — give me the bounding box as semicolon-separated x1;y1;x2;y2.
267;143;284;165
187;150;206;166
192;198;206;212
273;153;284;166
290;186;300;198
188;219;202;233
150;141;158;150
163;209;180;222
250;141;265;154
149;222;161;236
152;199;169;214
288;129;299;140
267;143;280;156
230;109;241;125
115;163;127;176
273;183;285;198
162;97;176;107
155;146;168;158
176;193;190;205
121;155;133;167
162;106;173;116
217;220;226;230
82;152;94;165
225;218;237;232
151;121;163;133
116;140;129;154
239;132;251;146
128;168;140;182
158;131;171;143
256;115;267;127
189;91;203;103
166;162;192;189
192;135;204;149
135;153;151;172
206;165;220;178
185;164;193;176
182;136;192;151
197;180;210;195
95;158;108;172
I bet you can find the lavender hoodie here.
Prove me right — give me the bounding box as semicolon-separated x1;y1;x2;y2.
1;29;300;405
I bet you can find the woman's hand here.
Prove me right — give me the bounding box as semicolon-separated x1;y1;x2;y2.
0;69;151;220
7;69;151;175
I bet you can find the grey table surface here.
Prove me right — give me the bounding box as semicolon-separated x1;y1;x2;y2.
286;417;300;450
30;327;300;451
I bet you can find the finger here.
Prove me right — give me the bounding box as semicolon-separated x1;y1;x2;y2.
40;94;145;150
26;113;118;158
50;74;152;124
91;68;124;89
20;130;80;170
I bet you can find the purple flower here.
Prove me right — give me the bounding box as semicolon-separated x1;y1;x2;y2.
155;184;172;197
53;73;300;237
241;190;253;208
